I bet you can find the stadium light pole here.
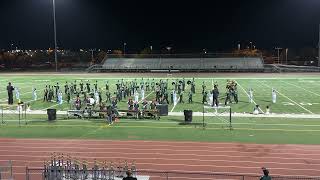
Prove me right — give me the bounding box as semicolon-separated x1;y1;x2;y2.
285;48;288;65
275;47;282;64
318;24;320;67
123;42;127;56
89;49;96;62
52;0;58;72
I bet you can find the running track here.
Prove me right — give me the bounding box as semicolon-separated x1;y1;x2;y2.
1;138;320;179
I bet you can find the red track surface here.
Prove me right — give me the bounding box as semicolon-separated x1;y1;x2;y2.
1;138;320;180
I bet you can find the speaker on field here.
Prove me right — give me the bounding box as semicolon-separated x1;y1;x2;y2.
184;110;192;122
156;104;168;116
47;109;57;121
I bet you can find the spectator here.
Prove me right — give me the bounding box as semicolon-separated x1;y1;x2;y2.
260;167;271;180
123;170;137;180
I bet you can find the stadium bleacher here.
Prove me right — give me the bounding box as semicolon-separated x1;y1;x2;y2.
88;55;264;72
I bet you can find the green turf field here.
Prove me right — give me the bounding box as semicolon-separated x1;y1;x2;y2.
0;73;320;144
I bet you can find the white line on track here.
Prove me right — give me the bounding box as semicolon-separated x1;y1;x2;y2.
3;138;320;149
1;155;320;168
4;160;320;173
7;169;319;179
259;81;313;114
0;141;319;151
2;145;320;156
2;148;320;160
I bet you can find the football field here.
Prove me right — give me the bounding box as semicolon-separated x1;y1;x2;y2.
0;73;320;144
1;73;319;114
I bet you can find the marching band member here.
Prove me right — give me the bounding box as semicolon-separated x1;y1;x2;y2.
15;87;20;101
32;87;37;101
248;88;253;103
272;88;277;103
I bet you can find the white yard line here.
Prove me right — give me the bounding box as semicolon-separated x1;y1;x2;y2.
170;97;180;112
259;81;313;114
24;99;43;104
138;91;154;103
42;103;60;111
19;91;33;96
235;80;264;113
282;80;320;97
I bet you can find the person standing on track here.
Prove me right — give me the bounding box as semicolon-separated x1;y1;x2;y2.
123;170;137;180
7;82;14;105
260;167;272;180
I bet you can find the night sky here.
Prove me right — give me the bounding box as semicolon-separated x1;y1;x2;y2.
0;0;320;52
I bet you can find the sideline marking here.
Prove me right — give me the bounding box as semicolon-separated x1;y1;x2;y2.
42;103;61;110
3;124;320;132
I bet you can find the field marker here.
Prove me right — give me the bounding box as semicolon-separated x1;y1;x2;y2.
259;81;313;114
282;80;320;97
235;80;264;113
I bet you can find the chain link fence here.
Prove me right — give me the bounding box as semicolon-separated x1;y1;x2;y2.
0;161;13;180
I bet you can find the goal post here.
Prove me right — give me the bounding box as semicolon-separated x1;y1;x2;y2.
202;105;232;130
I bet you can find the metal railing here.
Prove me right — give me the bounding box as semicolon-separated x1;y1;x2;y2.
25;168;320;180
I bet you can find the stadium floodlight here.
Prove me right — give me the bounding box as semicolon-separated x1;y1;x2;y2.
52;0;58;72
